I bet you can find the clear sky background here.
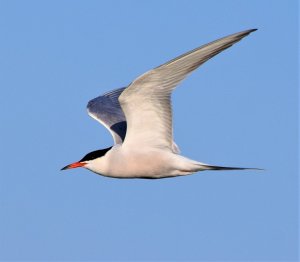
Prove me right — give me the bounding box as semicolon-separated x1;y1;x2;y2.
0;0;298;261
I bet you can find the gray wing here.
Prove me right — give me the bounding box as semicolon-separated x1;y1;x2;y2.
87;87;180;152
119;29;256;151
87;87;127;144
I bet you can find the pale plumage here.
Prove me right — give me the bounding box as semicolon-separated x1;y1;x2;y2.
62;29;261;178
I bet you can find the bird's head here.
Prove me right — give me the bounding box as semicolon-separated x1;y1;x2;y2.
61;147;112;171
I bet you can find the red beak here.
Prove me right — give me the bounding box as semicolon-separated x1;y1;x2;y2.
61;161;86;170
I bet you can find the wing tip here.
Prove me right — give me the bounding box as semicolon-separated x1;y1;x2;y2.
246;28;258;35
249;28;258;32
234;28;258;39
241;28;258;37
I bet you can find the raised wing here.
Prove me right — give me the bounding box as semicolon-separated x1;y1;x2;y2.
87;87;180;152
87;87;127;144
119;29;256;151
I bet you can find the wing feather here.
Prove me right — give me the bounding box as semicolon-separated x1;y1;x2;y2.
119;29;257;150
87;87;127;144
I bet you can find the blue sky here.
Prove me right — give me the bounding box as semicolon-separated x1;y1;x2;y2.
0;0;298;261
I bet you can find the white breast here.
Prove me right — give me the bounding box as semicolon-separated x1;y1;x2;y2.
86;145;187;178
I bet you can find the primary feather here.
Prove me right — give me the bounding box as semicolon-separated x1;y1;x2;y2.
119;29;257;151
87;87;127;144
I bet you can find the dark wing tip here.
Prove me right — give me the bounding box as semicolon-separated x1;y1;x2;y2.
246;28;258;35
249;28;258;32
230;28;257;40
234;28;257;39
241;28;257;34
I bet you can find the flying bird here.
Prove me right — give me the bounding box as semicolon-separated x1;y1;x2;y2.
61;29;260;179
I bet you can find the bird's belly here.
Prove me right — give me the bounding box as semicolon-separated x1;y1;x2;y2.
104;149;178;179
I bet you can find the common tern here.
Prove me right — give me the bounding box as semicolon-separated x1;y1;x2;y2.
62;29;260;178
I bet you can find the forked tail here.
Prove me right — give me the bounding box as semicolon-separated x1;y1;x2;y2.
174;156;263;175
198;163;263;171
